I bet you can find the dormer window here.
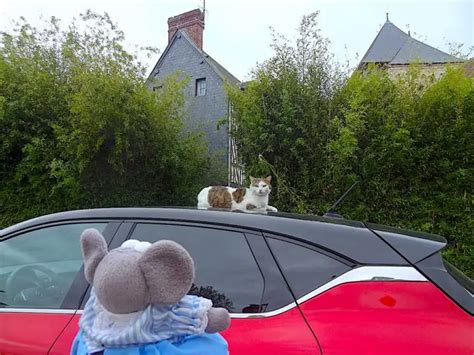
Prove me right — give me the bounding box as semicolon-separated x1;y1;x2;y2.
196;78;206;96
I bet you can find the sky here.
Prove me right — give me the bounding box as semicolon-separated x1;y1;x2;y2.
1;0;472;80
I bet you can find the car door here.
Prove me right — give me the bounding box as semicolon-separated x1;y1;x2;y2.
124;222;321;354
265;234;474;355
0;221;118;354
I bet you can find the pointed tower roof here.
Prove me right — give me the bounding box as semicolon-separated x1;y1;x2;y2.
360;16;461;66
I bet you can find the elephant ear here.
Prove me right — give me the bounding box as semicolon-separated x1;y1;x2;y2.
139;240;194;305
81;229;108;284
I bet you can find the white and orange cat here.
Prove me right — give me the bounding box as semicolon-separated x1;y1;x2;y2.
197;176;278;212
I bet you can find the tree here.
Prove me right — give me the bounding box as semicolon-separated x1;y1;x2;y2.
227;12;473;277
188;284;234;311
227;12;346;213
0;12;209;226
447;41;473;60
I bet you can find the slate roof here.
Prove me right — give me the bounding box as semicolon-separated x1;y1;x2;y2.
148;29;240;85
203;52;240;85
360;20;461;66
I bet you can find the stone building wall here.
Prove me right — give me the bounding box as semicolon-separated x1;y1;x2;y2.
387;63;463;80
150;34;229;182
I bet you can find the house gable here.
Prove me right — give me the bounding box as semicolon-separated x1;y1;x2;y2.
147;29;241;183
148;29;239;86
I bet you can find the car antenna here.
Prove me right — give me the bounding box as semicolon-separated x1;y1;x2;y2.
323;181;360;218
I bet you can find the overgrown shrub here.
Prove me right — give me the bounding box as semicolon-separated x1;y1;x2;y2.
227;12;473;276
0;12;209;226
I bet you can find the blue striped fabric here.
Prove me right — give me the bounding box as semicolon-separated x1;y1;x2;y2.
71;331;229;355
79;290;213;353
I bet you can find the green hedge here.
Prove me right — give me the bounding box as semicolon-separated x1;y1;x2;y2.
227;13;473;277
0;13;209;227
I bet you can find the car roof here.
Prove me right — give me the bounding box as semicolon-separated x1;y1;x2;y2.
0;207;442;266
366;223;447;264
0;207;364;235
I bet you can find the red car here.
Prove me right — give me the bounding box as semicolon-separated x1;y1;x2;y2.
0;208;473;354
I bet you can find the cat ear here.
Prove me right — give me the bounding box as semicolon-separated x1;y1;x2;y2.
250;176;256;184
265;176;272;184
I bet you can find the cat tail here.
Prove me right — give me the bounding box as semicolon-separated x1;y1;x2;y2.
197;187;211;209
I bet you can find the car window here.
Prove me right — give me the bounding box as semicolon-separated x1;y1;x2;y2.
267;237;351;299
443;259;473;294
131;223;264;313
0;223;106;309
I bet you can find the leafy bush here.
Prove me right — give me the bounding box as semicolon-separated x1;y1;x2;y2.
334;66;473;277
0;12;209;226
227;13;473;277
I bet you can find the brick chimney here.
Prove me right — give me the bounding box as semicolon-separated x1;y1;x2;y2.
168;9;205;50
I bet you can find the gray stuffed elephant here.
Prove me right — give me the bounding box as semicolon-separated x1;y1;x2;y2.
71;228;230;355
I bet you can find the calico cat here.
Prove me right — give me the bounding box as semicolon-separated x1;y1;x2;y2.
197;176;278;212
